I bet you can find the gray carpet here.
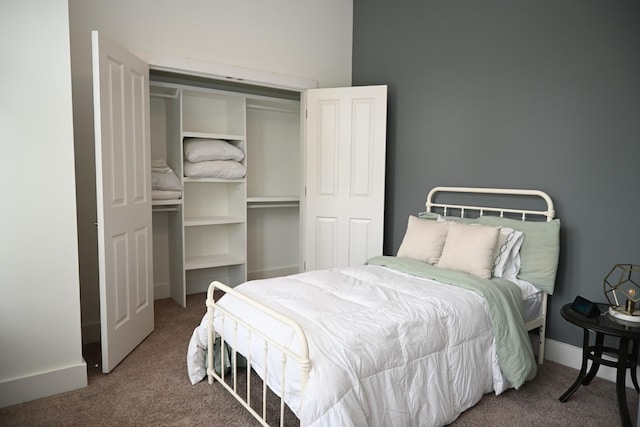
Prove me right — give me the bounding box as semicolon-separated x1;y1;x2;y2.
1;293;637;426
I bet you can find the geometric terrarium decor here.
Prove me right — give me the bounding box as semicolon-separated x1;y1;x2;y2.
604;264;640;322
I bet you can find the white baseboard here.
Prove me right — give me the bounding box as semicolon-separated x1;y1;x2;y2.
187;271;231;294
248;266;299;281
544;338;635;388
154;280;170;300
0;362;87;408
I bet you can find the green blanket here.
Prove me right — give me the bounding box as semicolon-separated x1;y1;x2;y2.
367;256;537;389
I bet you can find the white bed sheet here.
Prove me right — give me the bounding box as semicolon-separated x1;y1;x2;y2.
523;291;543;323
188;265;512;426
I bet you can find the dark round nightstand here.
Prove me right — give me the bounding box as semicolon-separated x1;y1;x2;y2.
559;303;640;427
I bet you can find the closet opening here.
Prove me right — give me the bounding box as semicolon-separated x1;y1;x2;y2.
148;69;303;308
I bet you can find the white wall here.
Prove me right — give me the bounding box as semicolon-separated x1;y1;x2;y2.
0;0;87;407
68;0;354;342
71;0;352;89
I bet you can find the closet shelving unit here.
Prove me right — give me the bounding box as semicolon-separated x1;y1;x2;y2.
150;80;301;306
181;88;247;288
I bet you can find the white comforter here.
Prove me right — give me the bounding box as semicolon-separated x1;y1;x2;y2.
187;265;508;427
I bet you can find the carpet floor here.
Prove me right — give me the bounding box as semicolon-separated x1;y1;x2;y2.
1;293;637;426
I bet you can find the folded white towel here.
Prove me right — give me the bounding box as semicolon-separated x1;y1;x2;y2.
151;159;172;173
183;160;246;179
152;189;182;200
152;170;182;191
151;158;168;168
151;159;182;191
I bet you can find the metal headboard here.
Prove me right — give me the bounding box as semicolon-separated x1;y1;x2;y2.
425;186;555;222
425;186;555;365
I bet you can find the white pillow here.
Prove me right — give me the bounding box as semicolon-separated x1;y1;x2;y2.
493;227;525;280
184;138;244;162
397;215;450;264
437;222;500;279
183;160;246;179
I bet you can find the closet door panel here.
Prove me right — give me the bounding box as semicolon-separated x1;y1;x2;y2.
304;86;387;271
348;218;371;267
110;233;128;326
351;99;375;197
134;226;152;309
318;101;339;196
92;31;154;373
131;70;148;202
314;217;337;270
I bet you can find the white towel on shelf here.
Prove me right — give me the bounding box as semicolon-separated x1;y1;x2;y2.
151;159;182;191
151;159;172;172
152;189;182;200
183;160;246;179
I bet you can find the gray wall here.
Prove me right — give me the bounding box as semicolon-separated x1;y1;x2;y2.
352;0;640;347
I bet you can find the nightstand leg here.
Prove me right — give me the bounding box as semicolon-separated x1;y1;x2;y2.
583;332;603;385
559;328;590;402
631;339;639;393
617;338;631;427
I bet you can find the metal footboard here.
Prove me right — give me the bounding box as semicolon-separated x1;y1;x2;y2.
206;281;311;427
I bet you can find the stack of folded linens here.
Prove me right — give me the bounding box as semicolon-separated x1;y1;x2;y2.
183;138;246;179
151;159;182;200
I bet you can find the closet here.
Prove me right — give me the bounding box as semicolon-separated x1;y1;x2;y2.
92;30;386;371
149;78;302;307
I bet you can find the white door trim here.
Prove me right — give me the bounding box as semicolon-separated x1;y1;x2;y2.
130;49;318;92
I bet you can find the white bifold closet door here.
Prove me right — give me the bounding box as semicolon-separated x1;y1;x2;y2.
303;86;387;270
92;31;154;373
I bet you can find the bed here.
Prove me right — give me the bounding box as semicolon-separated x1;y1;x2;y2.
187;186;560;426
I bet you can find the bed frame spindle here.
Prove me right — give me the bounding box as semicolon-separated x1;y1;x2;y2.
207;282;310;427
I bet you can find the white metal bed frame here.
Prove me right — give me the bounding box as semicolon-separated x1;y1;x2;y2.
205;186;556;426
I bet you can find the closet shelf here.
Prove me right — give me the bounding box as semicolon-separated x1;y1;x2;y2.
185;253;246;270
182;131;245;141
247;197;299;209
150;86;179;99
152;207;180;213
184;215;245;226
247;196;299;203
247;103;299;114
152;199;183;206
183;177;245;183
